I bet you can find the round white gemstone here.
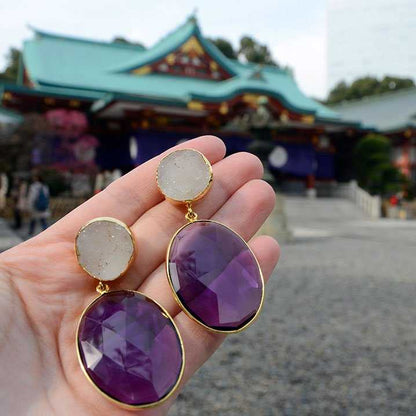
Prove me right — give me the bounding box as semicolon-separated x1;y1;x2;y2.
76;219;134;281
157;149;212;202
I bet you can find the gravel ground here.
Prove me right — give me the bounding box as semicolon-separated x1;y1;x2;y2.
171;197;416;416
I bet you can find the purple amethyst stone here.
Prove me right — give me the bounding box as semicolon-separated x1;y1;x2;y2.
77;291;183;407
168;220;263;332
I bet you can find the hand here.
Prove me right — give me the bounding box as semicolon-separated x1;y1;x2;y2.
0;136;280;415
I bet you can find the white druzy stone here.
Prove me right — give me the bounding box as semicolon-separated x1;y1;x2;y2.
76;219;134;281
157;149;212;201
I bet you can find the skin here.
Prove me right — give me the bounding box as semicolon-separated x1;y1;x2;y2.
0;136;280;415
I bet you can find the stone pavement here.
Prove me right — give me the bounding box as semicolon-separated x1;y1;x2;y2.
2;198;416;415
0;217;49;252
0;218;22;252
171;197;416;416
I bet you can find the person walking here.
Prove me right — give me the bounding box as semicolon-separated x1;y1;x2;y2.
11;178;27;229
0;171;8;215
27;175;50;236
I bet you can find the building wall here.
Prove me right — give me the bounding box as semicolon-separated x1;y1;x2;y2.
327;0;416;90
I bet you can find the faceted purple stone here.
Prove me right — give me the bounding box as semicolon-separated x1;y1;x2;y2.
168;220;263;331
77;291;183;406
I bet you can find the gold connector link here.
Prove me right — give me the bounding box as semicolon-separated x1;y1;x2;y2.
96;281;110;295
185;202;198;222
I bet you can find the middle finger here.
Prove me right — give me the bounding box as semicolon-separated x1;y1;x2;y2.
117;152;263;290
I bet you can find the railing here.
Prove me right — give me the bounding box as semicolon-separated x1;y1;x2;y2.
259;193;293;243
3;196;87;220
334;180;381;219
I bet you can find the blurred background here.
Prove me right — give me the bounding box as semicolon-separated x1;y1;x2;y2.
0;0;415;414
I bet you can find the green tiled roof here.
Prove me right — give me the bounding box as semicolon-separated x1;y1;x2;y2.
330;88;416;132
1;81;103;101
111;18;237;77
22;17;339;121
0;105;23;123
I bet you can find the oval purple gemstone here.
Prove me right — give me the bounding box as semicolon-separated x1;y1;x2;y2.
77;290;183;407
167;220;264;332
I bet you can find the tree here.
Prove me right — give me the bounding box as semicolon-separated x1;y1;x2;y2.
208;38;237;59
348;76;380;100
327;75;415;104
209;36;279;66
0;48;21;83
111;37;144;48
377;76;414;93
326;81;348;105
238;36;278;66
354;133;404;195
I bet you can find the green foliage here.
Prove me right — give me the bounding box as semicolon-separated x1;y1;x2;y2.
208;38;237;59
111;37;144;48
348;77;380;100
0;48;21;83
354;134;405;195
209;35;278;66
238;36;278;66
326;81;348;105
327;76;415;105
379;76;414;92
405;181;416;200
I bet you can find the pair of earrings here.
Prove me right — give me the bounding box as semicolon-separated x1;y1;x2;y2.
75;149;265;409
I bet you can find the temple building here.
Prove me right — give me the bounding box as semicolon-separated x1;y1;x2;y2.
331;88;416;182
0;16;362;195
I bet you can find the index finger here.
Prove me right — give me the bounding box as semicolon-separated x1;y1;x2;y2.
45;135;226;238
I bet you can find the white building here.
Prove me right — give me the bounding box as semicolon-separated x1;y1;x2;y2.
327;0;416;91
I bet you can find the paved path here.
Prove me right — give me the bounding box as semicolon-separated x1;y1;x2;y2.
171;197;416;416
2;199;416;415
0;218;22;252
0;218;52;252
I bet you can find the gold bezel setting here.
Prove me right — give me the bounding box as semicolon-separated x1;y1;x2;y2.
76;289;185;410
75;217;136;282
165;219;265;334
156;148;213;204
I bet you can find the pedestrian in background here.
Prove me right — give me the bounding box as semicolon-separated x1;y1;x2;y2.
27;175;50;236
11;178;27;229
0;171;9;215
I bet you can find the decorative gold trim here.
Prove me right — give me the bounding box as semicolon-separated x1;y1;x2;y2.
219;102;229;115
156;148;213;204
44;97;56;105
165;219;265;334
180;36;204;55
301;114;315;124
75;217;136;282
131;65;151;75
166;53;176;65
187;101;205;111
242;93;260;105
76;289;185;409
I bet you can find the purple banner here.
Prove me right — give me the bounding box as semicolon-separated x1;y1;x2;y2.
269;143;315;177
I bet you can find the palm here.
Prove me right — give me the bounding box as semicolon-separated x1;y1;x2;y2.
0;136;279;415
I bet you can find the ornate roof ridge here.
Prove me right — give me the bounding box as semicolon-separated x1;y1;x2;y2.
110;17;237;77
27;25;146;51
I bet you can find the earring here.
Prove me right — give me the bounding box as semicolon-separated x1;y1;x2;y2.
75;217;184;409
157;149;264;334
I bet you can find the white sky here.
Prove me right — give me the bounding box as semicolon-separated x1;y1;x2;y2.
0;0;327;98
